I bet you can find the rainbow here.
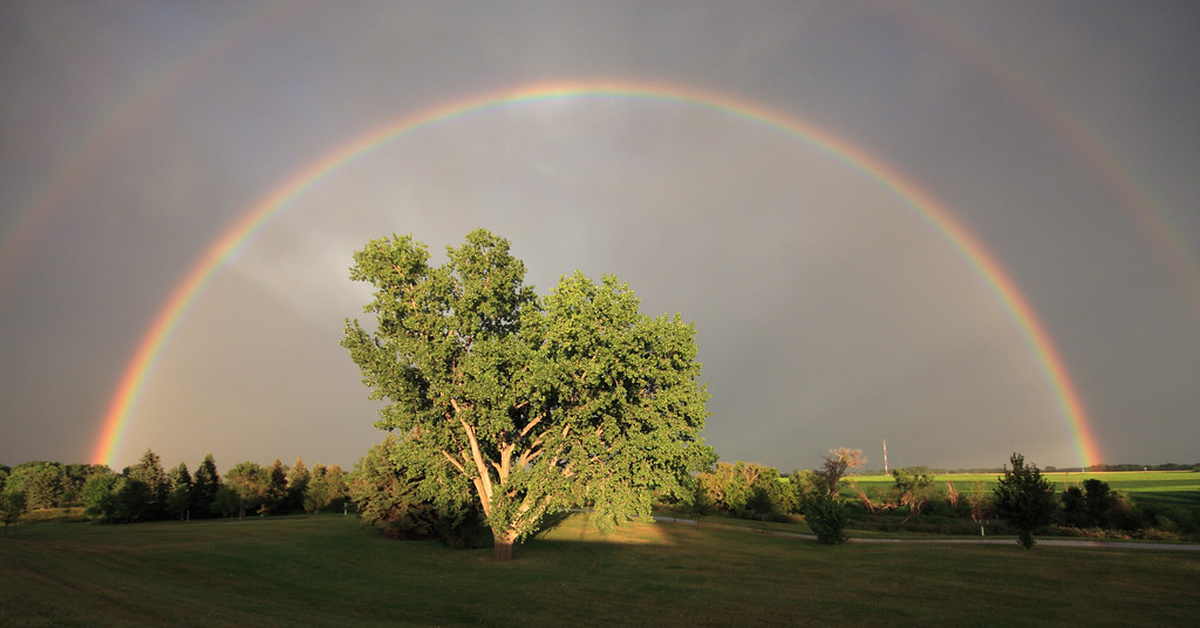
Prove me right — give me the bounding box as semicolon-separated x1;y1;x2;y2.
0;2;290;292
896;3;1200;318
90;79;1103;468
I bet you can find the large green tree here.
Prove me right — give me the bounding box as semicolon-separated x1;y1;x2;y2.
994;453;1057;549
342;229;711;560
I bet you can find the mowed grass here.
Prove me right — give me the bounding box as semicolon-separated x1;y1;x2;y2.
2;514;1199;627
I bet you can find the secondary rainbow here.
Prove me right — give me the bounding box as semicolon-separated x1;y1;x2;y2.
90;79;1103;469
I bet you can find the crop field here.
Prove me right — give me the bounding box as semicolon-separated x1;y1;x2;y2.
2;513;1199;627
846;470;1200;502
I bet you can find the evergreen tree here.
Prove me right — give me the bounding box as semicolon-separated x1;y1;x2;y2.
304;464;330;514
165;462;193;520
8;461;67;510
285;458;310;512
126;449;169;517
263;459;288;515
192;454;221;518
994;453;1057;549
323;464;348;513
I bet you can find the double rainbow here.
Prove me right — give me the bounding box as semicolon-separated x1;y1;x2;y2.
90;80;1102;468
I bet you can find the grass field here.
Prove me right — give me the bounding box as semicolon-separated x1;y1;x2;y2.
2;514;1198;627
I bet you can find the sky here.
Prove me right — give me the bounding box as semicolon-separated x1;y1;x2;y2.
2;1;1198;474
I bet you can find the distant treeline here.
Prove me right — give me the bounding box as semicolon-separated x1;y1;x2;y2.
3;451;1197;544
0;450;351;526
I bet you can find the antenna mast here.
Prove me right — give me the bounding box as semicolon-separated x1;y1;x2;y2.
883;439;889;475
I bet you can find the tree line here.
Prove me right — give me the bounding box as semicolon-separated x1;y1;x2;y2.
679;449;1198;547
0;450;351;526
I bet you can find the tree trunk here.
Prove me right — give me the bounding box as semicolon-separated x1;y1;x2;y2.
492;528;518;562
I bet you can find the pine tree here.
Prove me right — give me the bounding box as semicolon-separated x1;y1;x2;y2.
165;462;192;521
264;459;288;515
285;458;309;512
994;453;1058;549
126;450;168;518
192;454;221;518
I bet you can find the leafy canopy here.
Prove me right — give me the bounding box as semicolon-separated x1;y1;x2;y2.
342;229;711;554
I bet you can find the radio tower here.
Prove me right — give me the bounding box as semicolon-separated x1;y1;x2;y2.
883;439;889;476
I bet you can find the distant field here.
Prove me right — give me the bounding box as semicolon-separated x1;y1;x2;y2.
3;514;1199;627
847;470;1200;496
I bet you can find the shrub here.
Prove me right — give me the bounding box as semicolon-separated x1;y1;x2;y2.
803;492;848;544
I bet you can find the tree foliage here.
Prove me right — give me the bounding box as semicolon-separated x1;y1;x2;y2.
7;461;67;510
82;472;121;522
342;230;711;560
820;448;866;497
351;435;484;545
693;461;791;519
225;462;268;519
166;462;193;520
125;449;168;518
1;489;25;528
803;491;849;544
994;453;1057;549
285;458;310;511
891;466;934;520
192;454;221;518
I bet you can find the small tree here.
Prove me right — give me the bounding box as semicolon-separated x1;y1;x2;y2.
352;435;483;544
891;467;934;522
994;453;1057;549
966;482;993;536
821;448;866;497
803;491;848;544
1;489;26;529
799;449;864;544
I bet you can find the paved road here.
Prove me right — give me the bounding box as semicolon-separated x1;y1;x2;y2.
649;515;1200;551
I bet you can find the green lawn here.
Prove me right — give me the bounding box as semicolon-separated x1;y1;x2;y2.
2;514;1198;627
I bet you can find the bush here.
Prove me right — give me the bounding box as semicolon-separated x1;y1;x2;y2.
803;492;848;544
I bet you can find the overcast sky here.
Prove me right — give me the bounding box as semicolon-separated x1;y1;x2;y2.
2;1;1198;473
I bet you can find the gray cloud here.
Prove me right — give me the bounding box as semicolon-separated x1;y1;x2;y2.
2;1;1198;472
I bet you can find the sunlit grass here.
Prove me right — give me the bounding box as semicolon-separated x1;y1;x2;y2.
3;513;1198;627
